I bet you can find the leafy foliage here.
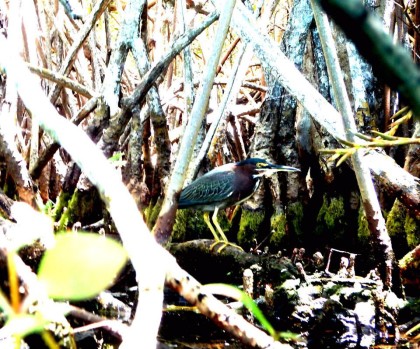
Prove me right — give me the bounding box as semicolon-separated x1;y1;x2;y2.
38;232;128;300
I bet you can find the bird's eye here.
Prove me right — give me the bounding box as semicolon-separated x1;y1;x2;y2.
256;162;268;168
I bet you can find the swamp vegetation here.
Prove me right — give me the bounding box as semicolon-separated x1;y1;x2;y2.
0;0;419;348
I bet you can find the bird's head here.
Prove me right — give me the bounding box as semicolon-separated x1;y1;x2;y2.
236;158;300;178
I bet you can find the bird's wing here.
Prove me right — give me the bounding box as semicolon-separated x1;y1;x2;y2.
179;171;235;207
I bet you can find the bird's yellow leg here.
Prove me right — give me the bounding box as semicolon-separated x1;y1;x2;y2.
210;208;243;252
203;212;221;242
211;207;228;242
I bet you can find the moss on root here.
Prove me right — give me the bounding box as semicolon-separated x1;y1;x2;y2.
172;209;199;242
270;212;287;250
144;199;162;229
387;199;420;250
357;208;370;244
57;190;83;230
172;208;232;243
315;195;346;243
288;202;304;238
386;200;406;238
406;214;420;249
238;209;265;246
54;191;72;224
318;196;345;230
56;188;101;230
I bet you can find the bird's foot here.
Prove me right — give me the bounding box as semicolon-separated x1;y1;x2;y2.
210;240;243;253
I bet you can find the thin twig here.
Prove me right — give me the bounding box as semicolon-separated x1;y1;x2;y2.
27;63;96;98
311;0;397;289
49;0;111;103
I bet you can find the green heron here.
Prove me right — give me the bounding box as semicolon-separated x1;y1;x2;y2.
178;158;300;250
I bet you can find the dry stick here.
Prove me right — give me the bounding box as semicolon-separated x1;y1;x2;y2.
20;1;42;175
231;114;247;159
130;8;171;189
99;3;216;158
153;0;237;243
27;63;96;98
63;15;94;93
191;0;268;177
36;0;53;73
190;44;253;181
311;0;396;288
191;0;270;177
120;10;219;115
165;263;293;349
0;1;35;205
213;79;268;92
29;0;110;181
48;0;111;104
0;36;292;349
104;9;112;65
165;1;177;90
29;96;99;180
88;26;101;91
0;101;35;205
93;0;147;162
101;0;147;117
30;11;219;180
217;37;241;74
179;0;194;127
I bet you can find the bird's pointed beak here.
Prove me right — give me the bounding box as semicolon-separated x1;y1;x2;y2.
271;164;301;172
255;163;300;177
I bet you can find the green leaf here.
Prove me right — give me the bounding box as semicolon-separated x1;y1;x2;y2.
202;283;277;338
202;284;301;342
109;151;123;162
4;313;47;337
38;232;128;300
